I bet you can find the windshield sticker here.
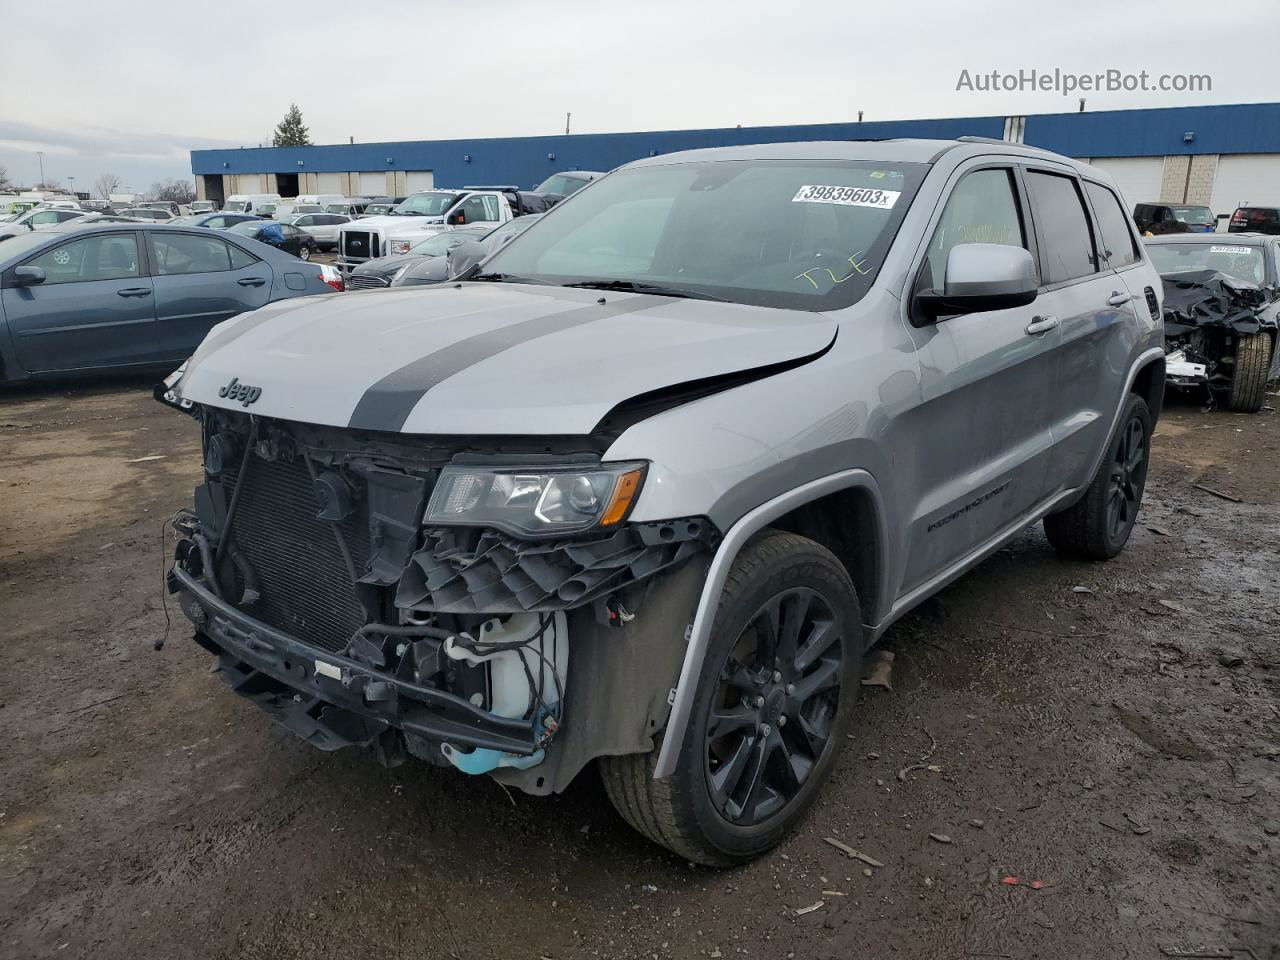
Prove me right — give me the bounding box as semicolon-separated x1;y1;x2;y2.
792;185;900;209
795;251;873;289
1209;245;1253;256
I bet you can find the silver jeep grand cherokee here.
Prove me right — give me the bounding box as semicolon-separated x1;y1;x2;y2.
161;138;1165;865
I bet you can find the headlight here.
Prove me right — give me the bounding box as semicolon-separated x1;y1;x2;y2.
391;240;412;254
424;462;646;536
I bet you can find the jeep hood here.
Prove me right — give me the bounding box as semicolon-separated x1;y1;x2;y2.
176;284;836;435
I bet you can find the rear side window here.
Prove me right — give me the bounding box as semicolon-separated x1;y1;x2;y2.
27;234;140;284
1026;171;1098;283
228;244;257;269
919;167;1027;293
1084;182;1140;268
153;233;235;275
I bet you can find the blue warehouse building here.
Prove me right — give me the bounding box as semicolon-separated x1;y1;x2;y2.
191;101;1280;217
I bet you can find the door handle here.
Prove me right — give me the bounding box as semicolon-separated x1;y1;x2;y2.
1024;315;1059;336
1107;291;1133;306
237;277;267;287
117;287;152;297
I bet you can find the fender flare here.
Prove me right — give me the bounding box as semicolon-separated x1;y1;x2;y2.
653;468;887;779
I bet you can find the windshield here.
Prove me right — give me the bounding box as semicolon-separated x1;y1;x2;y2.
0;232;55;259
1148;242;1267;285
481;160;927;310
391;192;460;216
409;232;471;256
364;204;392;215
1170;205;1214;226
325;204;351;214
123;209;165;219
191;202;213;210
224;200;249;212
536;173;591;196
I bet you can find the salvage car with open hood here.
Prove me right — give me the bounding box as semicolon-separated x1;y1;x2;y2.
1146;233;1280;412
160;139;1166;865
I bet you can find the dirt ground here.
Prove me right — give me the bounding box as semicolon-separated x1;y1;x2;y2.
2;380;1277;960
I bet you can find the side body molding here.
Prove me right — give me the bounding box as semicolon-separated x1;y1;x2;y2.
653;469;887;779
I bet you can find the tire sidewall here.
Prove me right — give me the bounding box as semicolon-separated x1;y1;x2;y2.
1103;394;1152;554
675;535;861;861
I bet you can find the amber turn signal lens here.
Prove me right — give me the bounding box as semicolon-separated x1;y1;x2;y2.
600;468;644;527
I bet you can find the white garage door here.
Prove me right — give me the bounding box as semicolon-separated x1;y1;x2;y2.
237;173;264;193
358;172;388;196
1210;154;1280;218
405;171;434;192
1085;157;1163;210
316;173;343;194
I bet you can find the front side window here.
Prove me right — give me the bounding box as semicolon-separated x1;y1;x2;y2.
918;167;1026;293
152;233;235;275
27;234;139;284
1084;181;1140;268
454;194;500;224
481;159;927;311
1026;171;1099;283
293;215;314;226
32;211;62;226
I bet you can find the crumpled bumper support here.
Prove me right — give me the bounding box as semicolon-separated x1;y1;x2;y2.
171;565;540;758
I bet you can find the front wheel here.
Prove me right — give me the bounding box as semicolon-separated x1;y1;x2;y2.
298;246;312;261
1044;393;1151;560
1225;332;1272;413
600;531;861;865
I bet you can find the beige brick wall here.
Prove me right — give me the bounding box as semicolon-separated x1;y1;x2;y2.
1159;154;1219;204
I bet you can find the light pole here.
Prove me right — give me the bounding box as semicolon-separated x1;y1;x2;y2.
68;175;76;196
36;150;45;187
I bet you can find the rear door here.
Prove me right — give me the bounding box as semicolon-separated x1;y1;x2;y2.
899;162;1059;591
148;231;271;361
1;230;156;373
1024;168;1136;495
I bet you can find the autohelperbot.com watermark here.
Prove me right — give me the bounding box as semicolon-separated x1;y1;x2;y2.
956;68;1211;96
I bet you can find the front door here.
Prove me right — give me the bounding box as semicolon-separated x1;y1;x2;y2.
148;232;271;362
899;164;1059;593
2;231;157;373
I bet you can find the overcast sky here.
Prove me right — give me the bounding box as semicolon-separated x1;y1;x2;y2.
1;0;1272;193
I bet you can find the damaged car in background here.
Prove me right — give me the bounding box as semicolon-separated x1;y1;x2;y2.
1146;234;1280;412
159;139;1165;865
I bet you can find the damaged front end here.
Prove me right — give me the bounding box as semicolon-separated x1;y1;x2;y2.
1160;268;1280;393
165;404;714;792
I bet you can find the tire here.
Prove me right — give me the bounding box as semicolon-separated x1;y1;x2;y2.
1225;333;1272;413
299;246;312;261
600;531;862;865
1044;393;1151;560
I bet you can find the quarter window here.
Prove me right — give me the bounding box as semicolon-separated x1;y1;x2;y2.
1026;171;1099;283
1084;181;1140;267
27;234;140;284
228;244;257;269
919;168;1027;293
153;233;236;274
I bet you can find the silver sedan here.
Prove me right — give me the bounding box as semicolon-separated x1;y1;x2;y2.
285;212;352;251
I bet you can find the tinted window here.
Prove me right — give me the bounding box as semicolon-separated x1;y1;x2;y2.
455;195;500;224
919;168;1026;292
153;233;235;274
293;215;314;226
28;234;140;284
1169;205;1214;226
1026;171;1098;283
228;244;256;269
1084;182;1140;267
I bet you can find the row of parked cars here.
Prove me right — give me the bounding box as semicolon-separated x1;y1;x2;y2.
1132;200;1280;236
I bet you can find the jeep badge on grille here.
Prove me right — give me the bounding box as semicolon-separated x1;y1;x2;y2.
218;377;262;407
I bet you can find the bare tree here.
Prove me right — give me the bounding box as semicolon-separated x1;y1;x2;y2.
150;178;196;204
0;165;13;193
94;172;122;199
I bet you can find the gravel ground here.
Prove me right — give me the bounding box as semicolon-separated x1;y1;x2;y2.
1;380;1277;960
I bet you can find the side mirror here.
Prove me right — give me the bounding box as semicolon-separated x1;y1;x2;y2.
447;211;465;226
447;240;489;279
11;265;46;287
915;244;1038;319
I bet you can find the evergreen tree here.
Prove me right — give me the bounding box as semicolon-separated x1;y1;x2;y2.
272;104;311;147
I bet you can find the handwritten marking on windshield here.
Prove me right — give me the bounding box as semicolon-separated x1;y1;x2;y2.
795;252;872;289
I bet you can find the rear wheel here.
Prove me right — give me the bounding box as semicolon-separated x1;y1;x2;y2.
299;245;312;261
600;531;860;865
1225;333;1272;413
1044;393;1151;560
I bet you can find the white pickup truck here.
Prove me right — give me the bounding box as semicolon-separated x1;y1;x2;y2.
335;186;557;273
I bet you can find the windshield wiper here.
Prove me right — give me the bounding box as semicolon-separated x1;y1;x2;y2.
471;272;554;285
559;279;730;302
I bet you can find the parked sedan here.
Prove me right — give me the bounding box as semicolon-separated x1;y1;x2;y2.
170;212;263;230
0;223;343;385
346;224;490;289
286;212;352;251
0;207;86;242
119;208;175;223
392;215;541;287
226;220;319;260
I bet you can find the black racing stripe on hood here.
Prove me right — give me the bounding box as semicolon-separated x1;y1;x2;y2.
347;294;663;432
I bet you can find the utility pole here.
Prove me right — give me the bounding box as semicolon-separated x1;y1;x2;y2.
565;112;571;135
36;150;45;186
68;175;75;196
